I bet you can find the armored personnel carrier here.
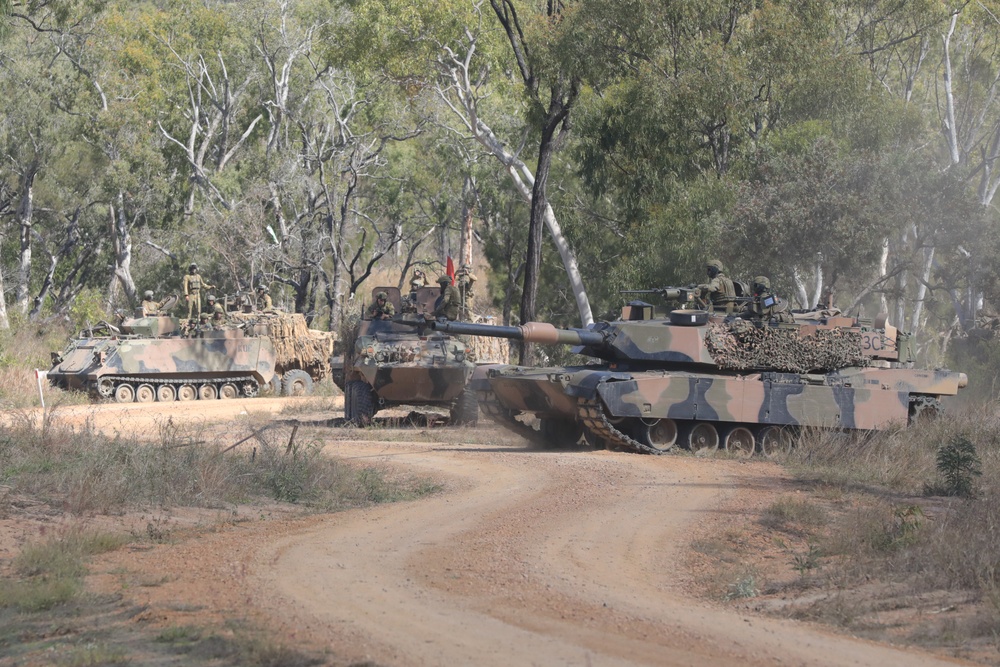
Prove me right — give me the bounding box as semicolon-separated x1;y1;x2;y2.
403;291;968;455
49;308;334;402
333;286;508;426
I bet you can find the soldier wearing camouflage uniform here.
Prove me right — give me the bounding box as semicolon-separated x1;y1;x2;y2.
255;285;274;312
367;291;395;320
697;259;736;313
457;264;477;318
206;294;226;326
141;291;163;316
740;276;793;324
183;263;215;321
432;275;461;321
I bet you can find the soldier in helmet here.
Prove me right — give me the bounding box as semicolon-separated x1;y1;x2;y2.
367;291;395;320
410;268;427;291
141;290;163;316
431;275;461;321
456;264;477;319
697;259;737;312
182;263;215;322
740;276;793;324
206;294;226;326
255;284;274;312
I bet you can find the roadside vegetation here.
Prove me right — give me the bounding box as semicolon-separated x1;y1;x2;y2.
0;406;439;666
695;402;1000;663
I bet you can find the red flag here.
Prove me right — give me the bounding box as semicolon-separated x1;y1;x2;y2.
446;256;455;285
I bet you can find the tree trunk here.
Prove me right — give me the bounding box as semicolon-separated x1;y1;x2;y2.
109;192;137;308
15;164;37;314
0;258;9;330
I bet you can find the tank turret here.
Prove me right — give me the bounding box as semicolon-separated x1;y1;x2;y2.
408;303;968;456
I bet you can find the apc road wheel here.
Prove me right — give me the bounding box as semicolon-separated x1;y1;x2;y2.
219;383;239;400
282;369;314;397
723;426;756;458
156;384;176;402
449;388;479;426
540;417;582;447
345;380;374;426
97;378;115;399
758;426;795;457
684;422;719;455
241;381;259;398
135;384;156;403
177;384;197;401
637;418;677;452
113;384;135;403
198;384;218;400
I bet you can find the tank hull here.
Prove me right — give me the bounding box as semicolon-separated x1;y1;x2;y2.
471;363;966;454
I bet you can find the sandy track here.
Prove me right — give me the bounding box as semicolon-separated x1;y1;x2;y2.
253;439;970;667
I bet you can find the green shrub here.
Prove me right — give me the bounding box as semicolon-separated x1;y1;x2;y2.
935;436;981;498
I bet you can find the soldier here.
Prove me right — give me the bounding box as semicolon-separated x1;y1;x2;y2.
740;276;793;324
432;275;461;321
183;263;215;321
697;259;736;312
456;264;477;318
141;290;163;316
410;268;427;291
206;294;226;326
255;284;274;312
367;291;395;320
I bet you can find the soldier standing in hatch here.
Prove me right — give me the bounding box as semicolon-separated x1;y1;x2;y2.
431;275;460;321
255;284;274;312
456;264;477;319
183;263;215;322
141;290;163;316
697;259;736;312
367;291;395;320
410;268;427;290
206;294;226;327
740;276;793;324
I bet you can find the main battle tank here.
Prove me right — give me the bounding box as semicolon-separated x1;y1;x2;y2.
405;293;968;455
333;286;508;426
48;313;277;402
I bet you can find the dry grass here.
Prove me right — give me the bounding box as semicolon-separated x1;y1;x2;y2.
0;323;89;409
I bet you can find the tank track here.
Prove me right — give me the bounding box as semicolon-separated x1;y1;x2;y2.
95;374;259;398
576;397;665;456
477;390;665;455
475;390;551;447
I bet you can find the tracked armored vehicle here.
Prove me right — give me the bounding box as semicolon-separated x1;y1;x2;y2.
333;286;508;426
405;292;968;455
49;308;334;402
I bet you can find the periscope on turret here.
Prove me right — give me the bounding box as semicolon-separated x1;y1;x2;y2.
404;297;968;456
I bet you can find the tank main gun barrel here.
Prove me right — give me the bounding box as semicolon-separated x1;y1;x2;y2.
419;319;607;348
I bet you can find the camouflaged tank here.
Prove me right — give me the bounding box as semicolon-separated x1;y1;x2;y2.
333;286;509;426
405;290;968;455
48;312;278;402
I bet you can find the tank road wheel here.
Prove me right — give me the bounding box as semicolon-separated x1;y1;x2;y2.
683;422;719;455
637;418;677;452
198;384;218;400
113;383;135;404
345;380;374;427
908;396;941;425
97;378;115;399
282;369;314;397
177;384;197;401
758;426;796;458
449;388;479;426
723;426;756;458
219;383;239;400
156;384;176;402
135;384;156;403
540;417;582;448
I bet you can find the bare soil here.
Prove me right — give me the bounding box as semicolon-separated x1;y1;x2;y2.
1;398;988;666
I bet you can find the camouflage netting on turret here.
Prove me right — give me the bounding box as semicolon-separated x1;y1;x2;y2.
704;322;868;373
234;312;334;380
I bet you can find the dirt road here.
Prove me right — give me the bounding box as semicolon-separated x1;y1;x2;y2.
22;399;973;666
